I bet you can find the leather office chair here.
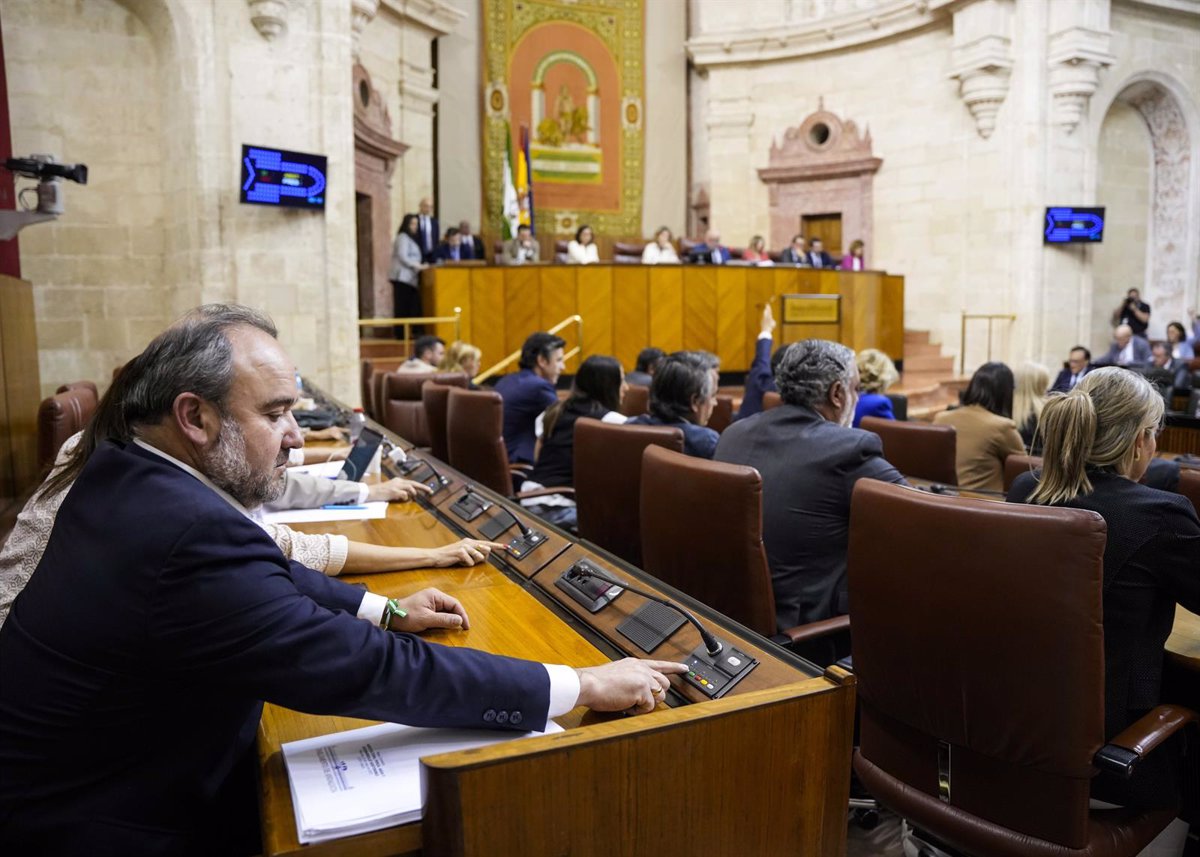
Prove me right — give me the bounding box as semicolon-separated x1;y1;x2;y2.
885;392;908;421
554;240;569;264
620;384;650;418
574;418;683;566
707;395;734;434
762;391;782;411
613;241;643;264
445;388;514;496
1175;468;1200;516
361;360;377;419
422;383;454;463
37;385;98;470
640;445;849;662
1003;453;1044;492
378;372;466;447
847;479;1194;857
55;380;98;398
861;416;957;485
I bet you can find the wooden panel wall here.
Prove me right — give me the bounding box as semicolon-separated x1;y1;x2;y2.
0;276;40;513
422;265;905;374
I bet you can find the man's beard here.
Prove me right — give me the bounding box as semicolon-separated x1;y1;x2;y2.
201;414;287;508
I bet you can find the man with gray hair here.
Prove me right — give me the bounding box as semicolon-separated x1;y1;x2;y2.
0;305;685;854
715;339;905;634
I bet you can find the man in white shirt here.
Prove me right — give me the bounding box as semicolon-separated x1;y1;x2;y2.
1097;324;1151;368
416;197;439;263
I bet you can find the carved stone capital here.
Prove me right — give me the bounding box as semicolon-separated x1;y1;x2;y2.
247;0;290;41
1047;27;1114;133
351;0;380;56
949;0;1014;140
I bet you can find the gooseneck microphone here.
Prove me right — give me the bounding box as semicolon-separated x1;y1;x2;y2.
574;565;723;657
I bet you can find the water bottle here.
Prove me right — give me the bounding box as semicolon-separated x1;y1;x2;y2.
349;408;366;443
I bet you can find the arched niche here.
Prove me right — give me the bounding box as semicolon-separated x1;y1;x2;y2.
757;101;882;256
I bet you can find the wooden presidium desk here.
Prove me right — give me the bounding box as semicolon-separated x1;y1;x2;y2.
258;400;855;856
420;264;905;373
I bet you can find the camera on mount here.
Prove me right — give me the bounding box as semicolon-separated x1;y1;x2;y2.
0;154;89;240
4;156;88;186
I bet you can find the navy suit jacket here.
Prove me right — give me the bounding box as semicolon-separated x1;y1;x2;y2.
434;241;464;262
688;245;730;265
1051;366;1091;393
458;235;480;260
495;369;558;463
806;250;833;268
1096;337;1152;368
736;336;778;420
0;441;548;854
417;215;439;262
716;405;906;629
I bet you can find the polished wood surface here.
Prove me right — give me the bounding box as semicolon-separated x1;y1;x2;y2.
258;417;852;856
0;275;40;516
1159;413;1200;455
420;265;904;373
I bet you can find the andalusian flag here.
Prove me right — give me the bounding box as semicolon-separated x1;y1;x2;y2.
517;125;534;233
501;123;520;240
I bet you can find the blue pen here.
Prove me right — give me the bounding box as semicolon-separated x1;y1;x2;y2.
322;504;368;510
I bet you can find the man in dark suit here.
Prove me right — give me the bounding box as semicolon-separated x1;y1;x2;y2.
495;331;565;463
1051;345;1092;392
1150;341;1192;389
457;220;480;260
805;238;833;268
415;196;439;263
779;234;810;266
0;306;682;855
687;230;731;265
434;227;464;262
715;339;906;631
1096;324;1152;368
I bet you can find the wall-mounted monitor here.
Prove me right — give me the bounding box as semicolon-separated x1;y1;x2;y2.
240;145;326;209
1044;207;1105;244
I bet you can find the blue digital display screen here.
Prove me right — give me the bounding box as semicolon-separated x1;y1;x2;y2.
240;145;327;209
1044;207;1105;244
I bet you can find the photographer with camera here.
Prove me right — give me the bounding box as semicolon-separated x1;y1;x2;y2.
1111;287;1151;337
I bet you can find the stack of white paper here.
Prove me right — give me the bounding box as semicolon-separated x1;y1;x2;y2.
262;501;389;525
282;720;563;844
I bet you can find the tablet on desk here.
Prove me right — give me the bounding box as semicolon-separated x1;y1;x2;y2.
337;427;383;482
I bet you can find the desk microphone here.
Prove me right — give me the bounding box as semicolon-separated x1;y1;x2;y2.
574;565;723;657
381;436;407;466
512;512;533;539
424;460;449;486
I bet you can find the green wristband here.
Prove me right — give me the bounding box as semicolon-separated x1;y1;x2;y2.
380;598;408;630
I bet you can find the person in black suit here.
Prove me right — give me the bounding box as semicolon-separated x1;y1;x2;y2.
779;234;810;266
715;339;906;631
805;238;833;268
1051;345;1092;393
0;306;684;855
457;220;480;260
434;226;464;262
415;196;439;263
1111;287;1151;337
1007;367;1200;814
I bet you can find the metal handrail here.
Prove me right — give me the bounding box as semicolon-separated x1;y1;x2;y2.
473;314;584;385
959;312;1017;375
358;307;462;345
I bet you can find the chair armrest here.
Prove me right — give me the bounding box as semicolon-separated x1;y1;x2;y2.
514;486;576;501
510;463;533;473
1093;704;1199;778
775;614;850;645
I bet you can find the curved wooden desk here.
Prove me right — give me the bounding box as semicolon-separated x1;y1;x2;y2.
258;403;855;856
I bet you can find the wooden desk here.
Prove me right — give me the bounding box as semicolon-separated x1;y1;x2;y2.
420;264;904;374
258;409;855;856
1159;412;1200;455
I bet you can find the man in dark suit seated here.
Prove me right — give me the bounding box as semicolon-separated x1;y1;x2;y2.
495;331;565;463
1150;341;1193;390
626;347;663;387
686;230;731;265
457;220;480;260
805;238;833;268
778;234;810;266
1095;324;1152;368
627;353;720;459
1051;345;1092;392
0;307;683;855
434;227;465;262
715;339;906;630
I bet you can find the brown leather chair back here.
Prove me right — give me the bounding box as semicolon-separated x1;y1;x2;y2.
1003;453;1044;492
574;418;683;565
707;395;734;434
361;360;376;419
446;388;512;496
620;384;650;417
422;383;454;463
762;391;782;411
1176;468;1200;516
37;385;98;470
640;445;775;636
849;479;1107;850
379;372;466;446
55;380;98;398
861;416;957;485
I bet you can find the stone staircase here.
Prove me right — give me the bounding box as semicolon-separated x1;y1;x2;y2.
893;329;967;420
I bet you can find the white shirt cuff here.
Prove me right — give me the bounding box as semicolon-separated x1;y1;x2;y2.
356;483;370;504
358;591;389;625
325;535;350;575
758;332;773;341
543;663;582;719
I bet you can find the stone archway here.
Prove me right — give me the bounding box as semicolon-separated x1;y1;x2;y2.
1093;76;1198;338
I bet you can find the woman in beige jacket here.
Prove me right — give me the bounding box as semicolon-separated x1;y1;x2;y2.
933;362;1026;491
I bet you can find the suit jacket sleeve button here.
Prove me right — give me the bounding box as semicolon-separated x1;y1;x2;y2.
496;710;509;724
510;711;523;725
483;709;496;723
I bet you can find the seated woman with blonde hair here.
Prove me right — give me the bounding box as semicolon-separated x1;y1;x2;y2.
1012;361;1051;453
438;340;482;381
742;236;771;264
641;226;679;265
852;348;899;428
1007;367;1200;818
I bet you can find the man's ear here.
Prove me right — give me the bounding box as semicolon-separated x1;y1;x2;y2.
827;380;846;412
172;393;219;447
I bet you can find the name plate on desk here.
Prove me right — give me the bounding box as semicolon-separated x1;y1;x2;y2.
782;294;840;324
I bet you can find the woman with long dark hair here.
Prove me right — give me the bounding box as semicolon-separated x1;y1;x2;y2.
388;213;426;321
520;355;627;530
932;361;1024;491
